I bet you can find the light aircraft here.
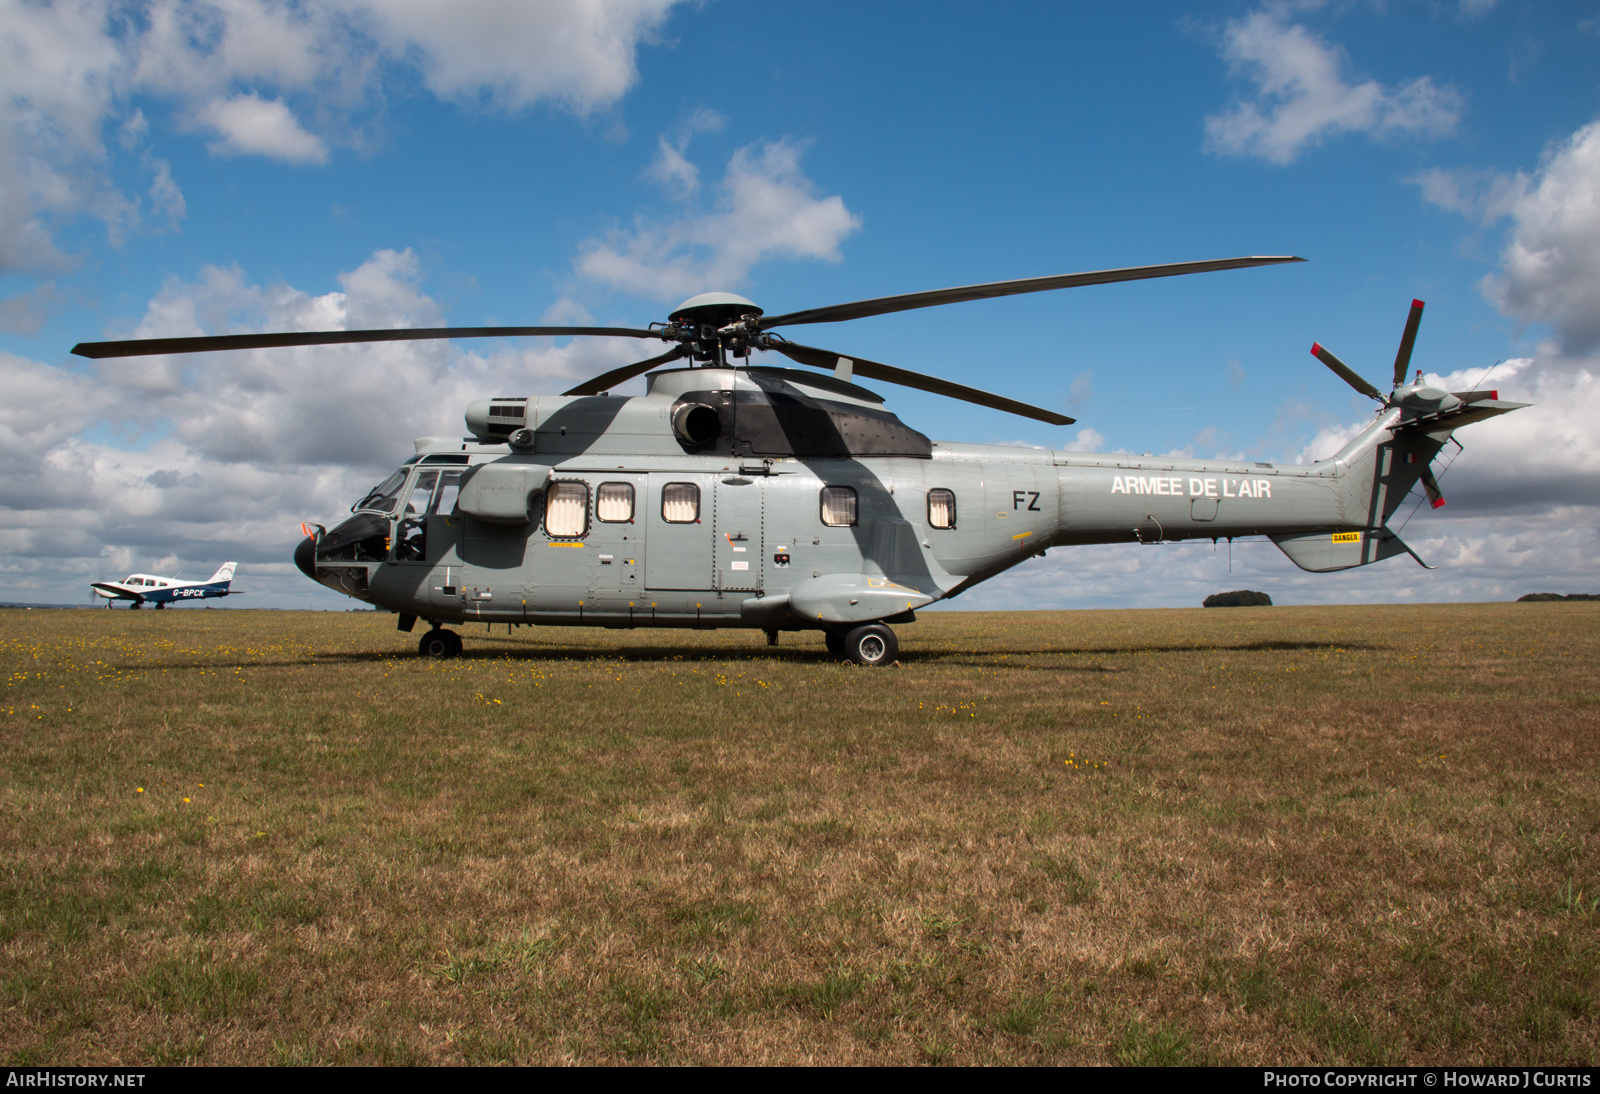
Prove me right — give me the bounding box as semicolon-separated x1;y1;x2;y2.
73;257;1525;662
91;562;240;608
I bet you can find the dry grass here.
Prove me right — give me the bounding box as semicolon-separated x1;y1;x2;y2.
1;602;1597;1065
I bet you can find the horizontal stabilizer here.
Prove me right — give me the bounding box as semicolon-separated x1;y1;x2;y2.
1270;528;1430;573
1393;397;1529;433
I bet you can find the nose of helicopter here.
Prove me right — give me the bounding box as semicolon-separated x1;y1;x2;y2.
294;534;317;579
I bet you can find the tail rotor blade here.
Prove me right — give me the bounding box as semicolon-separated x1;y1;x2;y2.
1419;467;1446;510
1392;299;1424;389
1311;343;1383;401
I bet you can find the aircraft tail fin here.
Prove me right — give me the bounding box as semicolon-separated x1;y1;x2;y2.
209;561;237;584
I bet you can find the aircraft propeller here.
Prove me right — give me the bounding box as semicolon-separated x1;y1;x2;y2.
72;255;1305;426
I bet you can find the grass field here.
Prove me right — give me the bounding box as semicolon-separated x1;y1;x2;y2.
2;602;1597;1065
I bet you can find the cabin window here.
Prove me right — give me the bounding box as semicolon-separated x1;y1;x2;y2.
662;482;699;523
545;481;589;538
597;482;635;522
928;488;956;529
820;486;858;527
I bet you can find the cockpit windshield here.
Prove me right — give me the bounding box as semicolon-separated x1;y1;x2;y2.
351;469;410;514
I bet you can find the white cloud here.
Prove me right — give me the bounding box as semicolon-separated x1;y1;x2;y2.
0;0;686;306
1066;370;1093;410
1069;427;1105;452
1409;166;1526;226
1482;121;1600;354
576;139;862;300
647;108;727;199
353;0;680;113
1204;9;1463;165
193;93;328;163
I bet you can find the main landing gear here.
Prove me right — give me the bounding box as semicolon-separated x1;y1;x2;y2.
418;628;462;659
825;623;899;666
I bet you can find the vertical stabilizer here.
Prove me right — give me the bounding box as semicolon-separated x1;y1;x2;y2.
210;562;237;584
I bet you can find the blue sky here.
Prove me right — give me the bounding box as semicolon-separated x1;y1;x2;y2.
2;0;1597;609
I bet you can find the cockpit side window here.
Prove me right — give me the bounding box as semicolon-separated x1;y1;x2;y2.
431;470;463;517
405;471;439;516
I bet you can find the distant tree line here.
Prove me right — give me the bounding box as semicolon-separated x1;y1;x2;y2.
1203;590;1272;607
1517;593;1600;601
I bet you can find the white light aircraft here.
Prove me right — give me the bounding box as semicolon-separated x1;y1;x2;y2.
91;563;239;609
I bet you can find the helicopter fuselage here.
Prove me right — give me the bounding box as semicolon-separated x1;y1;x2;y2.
296;364;1479;642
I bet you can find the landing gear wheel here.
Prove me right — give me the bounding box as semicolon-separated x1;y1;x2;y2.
417;629;462;659
842;624;898;666
824;629;846;656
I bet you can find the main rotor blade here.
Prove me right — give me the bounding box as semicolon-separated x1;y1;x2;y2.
1311;342;1384;401
71;326;661;359
562;345;689;396
1391;299;1424;389
767;341;1075;426
759;256;1305;329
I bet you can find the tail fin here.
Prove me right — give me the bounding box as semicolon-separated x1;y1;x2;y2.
1323;394;1529;531
1280;394;1527;574
209;561;237;584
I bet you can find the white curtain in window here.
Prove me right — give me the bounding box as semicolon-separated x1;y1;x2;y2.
546;482;588;536
928;488;955;529
821;486;857;526
597;482;634;522
662;482;699;523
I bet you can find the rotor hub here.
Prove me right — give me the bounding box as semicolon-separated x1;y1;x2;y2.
668;292;763;329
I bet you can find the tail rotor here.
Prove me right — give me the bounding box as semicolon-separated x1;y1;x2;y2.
1311;299;1427;405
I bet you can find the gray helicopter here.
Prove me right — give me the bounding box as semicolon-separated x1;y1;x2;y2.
73;256;1525;664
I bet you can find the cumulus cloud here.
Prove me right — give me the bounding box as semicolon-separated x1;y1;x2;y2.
0;0;685;306
1481;122;1600;354
193;93;328;163
1204;9;1463;165
0;248;647;599
577;139;862;300
646;107;726;199
1408;166;1526;226
353;0;679;113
